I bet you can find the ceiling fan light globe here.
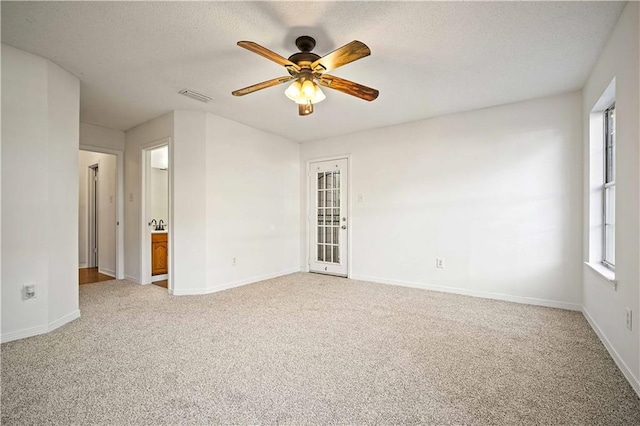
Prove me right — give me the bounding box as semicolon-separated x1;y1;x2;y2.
292;84;325;104
301;80;316;99
284;81;302;102
313;86;326;103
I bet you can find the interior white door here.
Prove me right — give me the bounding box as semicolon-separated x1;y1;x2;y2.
309;158;348;276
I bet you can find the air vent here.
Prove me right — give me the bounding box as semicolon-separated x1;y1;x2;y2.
178;89;212;103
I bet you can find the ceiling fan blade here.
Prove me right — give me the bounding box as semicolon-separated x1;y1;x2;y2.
317;74;379;102
232;76;295;96
237;41;301;72
311;41;371;73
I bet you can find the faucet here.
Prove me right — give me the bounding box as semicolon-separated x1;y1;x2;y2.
149;219;157;229
158;219;165;231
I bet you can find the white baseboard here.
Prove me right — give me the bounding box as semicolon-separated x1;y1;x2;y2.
349;274;582;311
1;324;49;344
170;268;300;296
1;309;81;343
79;263;88;269
151;274;168;282
125;274;140;284
98;268;115;278
48;310;81;332
582;307;640;398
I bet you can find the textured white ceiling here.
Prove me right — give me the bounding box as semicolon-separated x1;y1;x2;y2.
1;1;625;142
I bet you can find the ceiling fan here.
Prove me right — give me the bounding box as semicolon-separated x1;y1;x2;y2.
232;36;379;116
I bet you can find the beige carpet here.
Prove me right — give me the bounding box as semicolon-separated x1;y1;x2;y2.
2;273;639;424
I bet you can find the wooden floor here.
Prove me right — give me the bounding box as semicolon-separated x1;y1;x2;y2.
79;267;114;285
80;268;168;289
153;280;168;289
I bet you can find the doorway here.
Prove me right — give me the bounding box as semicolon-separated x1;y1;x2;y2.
88;164;98;268
141;140;171;290
78;149;121;284
308;158;349;276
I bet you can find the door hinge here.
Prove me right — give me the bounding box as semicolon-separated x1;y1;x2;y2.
93;248;98;253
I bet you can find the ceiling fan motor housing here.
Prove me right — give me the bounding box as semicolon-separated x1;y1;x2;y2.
295;35;316;52
288;36;321;69
288;52;320;68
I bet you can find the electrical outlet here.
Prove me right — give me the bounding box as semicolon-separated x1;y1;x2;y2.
626;308;632;330
436;258;445;268
23;284;36;300
232;257;237;266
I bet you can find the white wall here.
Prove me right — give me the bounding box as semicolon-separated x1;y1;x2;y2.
582;2;640;392
1;44;80;342
124;112;174;282
149;146;169;226
78;151;117;276
80;122;124;152
203;113;300;293
150;167;168;225
3;44;49;337
301;92;583;310
124;110;300;293
150;146;168;170
172;111;207;290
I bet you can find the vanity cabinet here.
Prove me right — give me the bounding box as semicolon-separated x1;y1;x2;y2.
152;233;168;276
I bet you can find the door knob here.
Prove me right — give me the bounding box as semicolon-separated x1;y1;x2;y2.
341;225;347;230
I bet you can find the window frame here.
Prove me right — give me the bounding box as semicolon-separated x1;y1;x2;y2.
602;103;615;270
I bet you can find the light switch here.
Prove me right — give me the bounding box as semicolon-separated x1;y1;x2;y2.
129;193;134;202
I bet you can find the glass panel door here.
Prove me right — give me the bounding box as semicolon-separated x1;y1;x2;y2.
309;159;348;276
317;171;341;264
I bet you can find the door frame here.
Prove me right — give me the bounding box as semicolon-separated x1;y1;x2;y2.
87;163;99;268
140;138;172;290
80;145;125;279
305;154;352;278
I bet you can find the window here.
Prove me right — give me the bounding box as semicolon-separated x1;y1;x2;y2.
586;80;616;285
602;103;615;268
